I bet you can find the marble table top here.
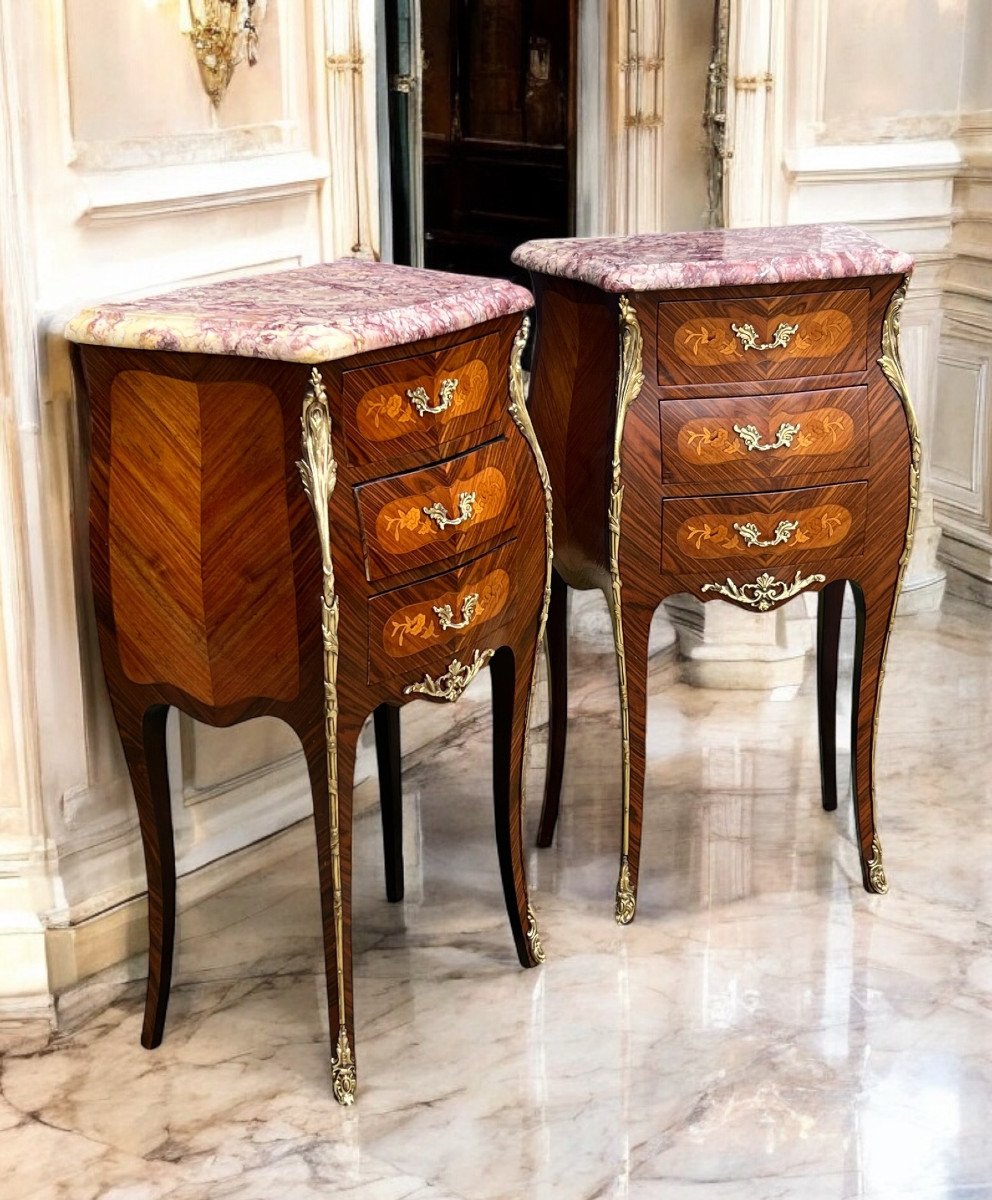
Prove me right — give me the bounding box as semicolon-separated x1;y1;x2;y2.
511;223;914;293
65;260;533;364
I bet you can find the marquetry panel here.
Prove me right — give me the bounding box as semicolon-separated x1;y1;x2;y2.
659;384;870;486
342;332;503;466
656;288;869;385
366;541;516;681
108;371;299;707
661;481;868;573
355;439;518;581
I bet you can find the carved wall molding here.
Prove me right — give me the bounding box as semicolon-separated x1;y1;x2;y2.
608;0;665;233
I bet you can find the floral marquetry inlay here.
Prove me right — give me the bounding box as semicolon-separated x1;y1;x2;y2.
677;407;855;464
356;359;490;444
382;569;511;658
375;467;507;552
672;308;855;368
676;503;854;560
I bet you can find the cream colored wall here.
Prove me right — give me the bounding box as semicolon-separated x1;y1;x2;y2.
820;0;967;140
0;0;381;1021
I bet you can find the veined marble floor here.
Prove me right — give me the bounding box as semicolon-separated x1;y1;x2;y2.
3;595;992;1200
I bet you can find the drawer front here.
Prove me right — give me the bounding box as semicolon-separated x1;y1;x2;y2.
660;385;869;485
343;333;504;466
367;541;516;682
657;289;869;386
356;439;517;581
661;482;867;574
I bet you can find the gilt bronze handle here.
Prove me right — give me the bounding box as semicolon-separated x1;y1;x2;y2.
733;518;800;548
423;490;477;530
733;420;801;452
407;377;458;416
433;592;479;630
731;321;799;352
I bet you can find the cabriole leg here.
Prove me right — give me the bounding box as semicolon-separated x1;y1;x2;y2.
491;644;545;968
536;567;568;849
849;578;900;894
301;711;360;1104
374;704;404;902
114;701;175;1050
609;599;652;925
817;580;847;813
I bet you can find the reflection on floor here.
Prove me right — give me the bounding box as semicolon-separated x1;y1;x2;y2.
3;596;992;1200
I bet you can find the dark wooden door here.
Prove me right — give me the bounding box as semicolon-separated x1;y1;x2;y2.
388;0;575;282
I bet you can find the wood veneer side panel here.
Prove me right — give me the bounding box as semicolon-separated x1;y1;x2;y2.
107;370;214;704
527;276;615;588
199;377;300;706
79;347;323;730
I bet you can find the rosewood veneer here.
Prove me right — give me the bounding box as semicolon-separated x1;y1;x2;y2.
512;224;918;922
66;261;552;1104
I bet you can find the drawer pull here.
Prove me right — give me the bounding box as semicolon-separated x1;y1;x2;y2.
733;518;800;548
731;321;800;352
433;592;479;631
407;377;458;416
733;420;801;452
423;490;477;530
701;569;826;611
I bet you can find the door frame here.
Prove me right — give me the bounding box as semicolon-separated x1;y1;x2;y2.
381;0;579;268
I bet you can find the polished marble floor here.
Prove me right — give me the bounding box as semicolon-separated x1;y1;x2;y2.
3;596;992;1200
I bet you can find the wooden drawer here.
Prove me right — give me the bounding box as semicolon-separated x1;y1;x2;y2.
342;332;504;466
659;385;869;486
656;289;869;386
366;541;516;682
355;439;518;582
661;482;867;574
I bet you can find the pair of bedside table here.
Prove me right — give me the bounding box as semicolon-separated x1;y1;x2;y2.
67;224;917;1103
513;224;917;924
67;262;551;1105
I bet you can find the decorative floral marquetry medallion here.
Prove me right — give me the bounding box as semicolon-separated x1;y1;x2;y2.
356;358;490;444
375;466;508;551
672;307;855;368
676;407;855;465
676;502;853;560
382;569;511;658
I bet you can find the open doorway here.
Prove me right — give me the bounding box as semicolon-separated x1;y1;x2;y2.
384;0;577;282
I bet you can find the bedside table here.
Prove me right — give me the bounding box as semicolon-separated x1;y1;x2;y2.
66;261;551;1104
512;225;917;923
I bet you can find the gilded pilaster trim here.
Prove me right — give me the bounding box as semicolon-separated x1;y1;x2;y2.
508;315;552;961
296;367;356;1106
878;280;921;569
508;316;553;650
608;296;645;925
864;277;920;895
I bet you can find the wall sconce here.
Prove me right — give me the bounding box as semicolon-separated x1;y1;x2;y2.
182;0;266;107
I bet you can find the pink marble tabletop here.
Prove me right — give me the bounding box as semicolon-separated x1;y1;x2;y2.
511;223;913;292
65;260;533;364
